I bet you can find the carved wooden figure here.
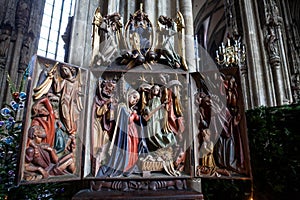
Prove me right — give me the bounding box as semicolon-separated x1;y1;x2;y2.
52;65;83;135
120;4;154;69
195;71;247;177
96;87;148;177
213;74;244;173
143;84;170;149
156;13;188;71
91;7;125;67
24;125;75;181
20;58;85;182
92;79;117;175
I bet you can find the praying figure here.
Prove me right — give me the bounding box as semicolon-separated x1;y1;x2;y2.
97;88;148;177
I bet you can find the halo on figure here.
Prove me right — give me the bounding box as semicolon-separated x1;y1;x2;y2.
124;3;154;54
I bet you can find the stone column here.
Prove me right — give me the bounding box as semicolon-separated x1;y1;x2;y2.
10;0;31;90
125;0;136;22
264;0;290;105
107;0;118;14
281;0;300;103
240;0;273;107
144;0;156;27
239;64;251;110
275;2;293;104
179;0;196;72
68;0;91;67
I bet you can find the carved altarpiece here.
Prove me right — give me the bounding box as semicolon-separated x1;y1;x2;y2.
17;6;251;198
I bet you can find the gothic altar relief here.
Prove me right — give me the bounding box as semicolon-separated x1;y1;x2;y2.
85;5;193;182
191;67;251;179
17;5;251;189
18;56;88;183
85;69;191;180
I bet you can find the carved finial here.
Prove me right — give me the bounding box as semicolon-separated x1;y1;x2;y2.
140;3;143;12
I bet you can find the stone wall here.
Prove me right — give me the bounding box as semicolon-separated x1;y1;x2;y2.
0;0;46;105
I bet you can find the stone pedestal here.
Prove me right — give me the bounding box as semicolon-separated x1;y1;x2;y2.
72;189;203;200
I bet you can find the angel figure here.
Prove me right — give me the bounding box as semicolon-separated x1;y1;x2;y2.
52;65;83;136
155;12;188;71
143;84;174;149
91;7;124;66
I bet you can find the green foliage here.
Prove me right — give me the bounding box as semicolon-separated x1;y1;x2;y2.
0;69;66;200
246;104;300;199
202;179;252;200
202;104;300;200
0;73;28;199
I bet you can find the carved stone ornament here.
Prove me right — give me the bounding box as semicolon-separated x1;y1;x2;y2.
291;70;300;103
15;0;31;33
0;24;12;68
264;0;282;65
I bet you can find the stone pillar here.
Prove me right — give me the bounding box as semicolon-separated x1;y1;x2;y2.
240;0;273;107
274;2;293;104
125;0;136;23
10;0;31;90
240;64;251;110
107;0;118;14
68;0;92;67
144;0;156;27
179;0;196;72
263;0;290;105
0;0;45;105
281;0;300;103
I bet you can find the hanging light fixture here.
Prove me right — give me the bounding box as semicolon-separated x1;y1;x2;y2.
216;36;246;67
215;0;246;67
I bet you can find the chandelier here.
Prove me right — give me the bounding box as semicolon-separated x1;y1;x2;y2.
216;36;246;67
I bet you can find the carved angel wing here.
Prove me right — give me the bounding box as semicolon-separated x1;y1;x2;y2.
33;62;59;100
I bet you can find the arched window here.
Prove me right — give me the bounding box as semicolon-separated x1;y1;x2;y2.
37;0;75;61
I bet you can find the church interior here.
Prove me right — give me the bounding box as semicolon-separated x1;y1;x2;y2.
0;0;299;199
